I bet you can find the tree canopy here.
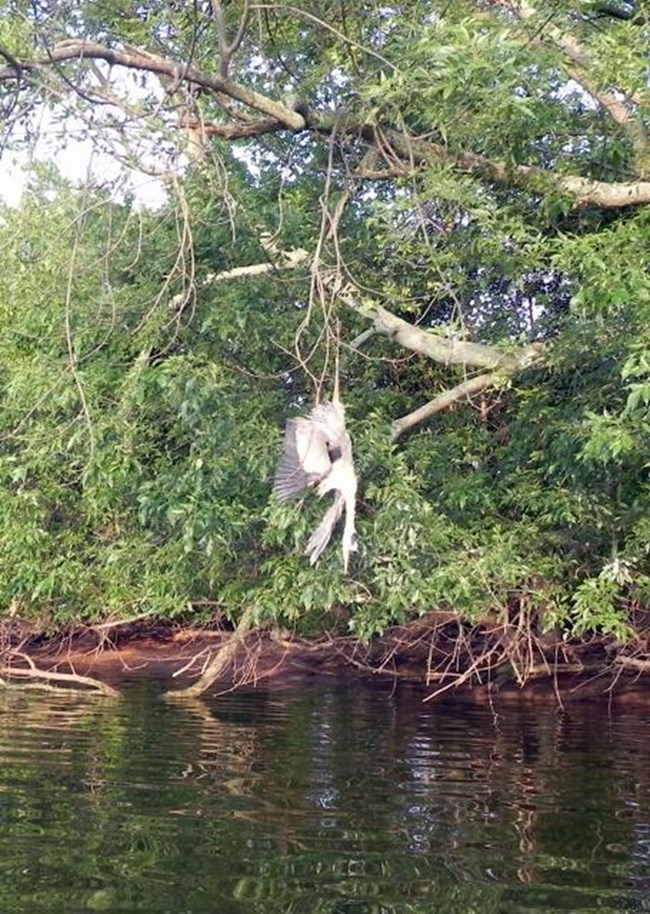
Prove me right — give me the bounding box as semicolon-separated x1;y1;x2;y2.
0;0;648;642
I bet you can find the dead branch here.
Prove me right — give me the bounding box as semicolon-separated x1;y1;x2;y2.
91;611;157;631
615;655;650;672
166;607;256;698
0;654;120;697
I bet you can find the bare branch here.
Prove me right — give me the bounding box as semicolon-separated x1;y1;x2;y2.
168;244;310;311
336;281;542;372
349;328;376;350
1;658;120;697
615;655;650;672
167;607;255;698
391;374;501;441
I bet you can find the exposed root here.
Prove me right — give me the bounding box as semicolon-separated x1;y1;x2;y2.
0;611;647;701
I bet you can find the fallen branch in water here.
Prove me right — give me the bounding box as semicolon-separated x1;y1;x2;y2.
615;655;650;672
166;607;256;698
0;650;120;697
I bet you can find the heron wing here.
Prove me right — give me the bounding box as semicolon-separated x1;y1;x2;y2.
273;417;332;502
304;493;345;565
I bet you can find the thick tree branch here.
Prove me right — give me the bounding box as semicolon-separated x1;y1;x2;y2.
336;281;542;372
390;374;501;441
182;117;286;139
3;38;649;209
200;245;543;376
363;126;650;208
177;113;650;207
0;39;306;129
179;244;543;436
184;106;650;207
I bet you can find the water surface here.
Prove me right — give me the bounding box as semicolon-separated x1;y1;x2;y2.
0;682;648;913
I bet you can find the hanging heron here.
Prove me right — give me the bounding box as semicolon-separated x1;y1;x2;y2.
273;376;358;573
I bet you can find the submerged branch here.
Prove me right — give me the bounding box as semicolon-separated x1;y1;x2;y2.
0;657;120;697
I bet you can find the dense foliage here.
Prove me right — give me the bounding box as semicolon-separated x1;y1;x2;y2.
0;1;648;639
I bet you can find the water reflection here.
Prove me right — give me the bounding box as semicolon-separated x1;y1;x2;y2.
0;683;647;913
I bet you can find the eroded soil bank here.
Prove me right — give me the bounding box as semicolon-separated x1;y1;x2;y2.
1;612;649;702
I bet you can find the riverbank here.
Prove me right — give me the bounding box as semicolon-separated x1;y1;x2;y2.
1;612;649;702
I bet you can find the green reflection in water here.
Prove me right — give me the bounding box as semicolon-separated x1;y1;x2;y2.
0;683;647;913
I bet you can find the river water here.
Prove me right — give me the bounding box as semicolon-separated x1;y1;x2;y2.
0;681;647;913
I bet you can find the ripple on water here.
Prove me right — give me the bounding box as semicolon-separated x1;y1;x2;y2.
0;685;647;913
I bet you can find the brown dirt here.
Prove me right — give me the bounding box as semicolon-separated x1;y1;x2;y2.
1;613;649;702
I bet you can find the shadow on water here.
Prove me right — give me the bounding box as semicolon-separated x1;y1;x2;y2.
0;681;648;913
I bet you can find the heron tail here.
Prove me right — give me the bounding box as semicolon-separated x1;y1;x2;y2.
304;494;344;565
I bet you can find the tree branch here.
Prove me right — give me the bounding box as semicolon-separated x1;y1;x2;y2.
167;606;255;698
168;245;310;311
181;116;286;140
507;0;647;170
510;0;644;98
336;281;542;372
173;242;543;433
361;125;650;208
1;657;120;697
3;37;649;208
0;39;306;130
177;113;650;207
195;244;543;376
390;373;501;441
